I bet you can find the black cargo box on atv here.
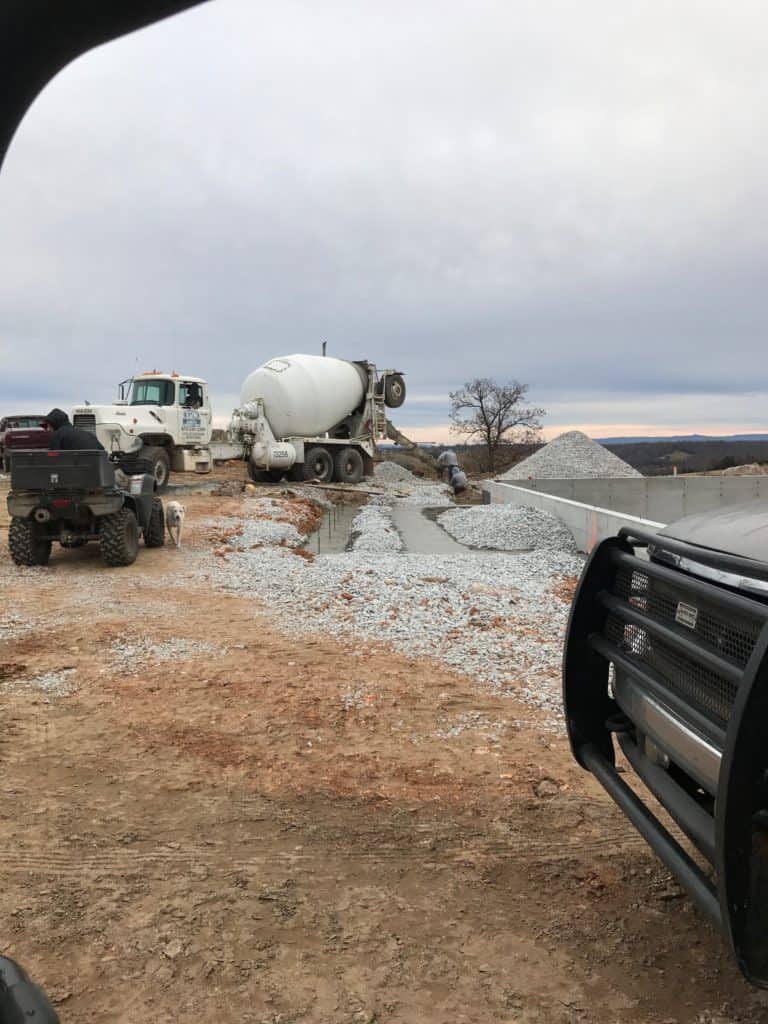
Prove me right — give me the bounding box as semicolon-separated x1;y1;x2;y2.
10;449;116;490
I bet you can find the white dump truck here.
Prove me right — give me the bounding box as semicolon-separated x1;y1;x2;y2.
72;355;406;490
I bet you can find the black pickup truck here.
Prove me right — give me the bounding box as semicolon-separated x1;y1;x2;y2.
564;501;768;987
7;450;165;567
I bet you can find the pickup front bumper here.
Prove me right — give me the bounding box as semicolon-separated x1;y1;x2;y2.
563;528;768;987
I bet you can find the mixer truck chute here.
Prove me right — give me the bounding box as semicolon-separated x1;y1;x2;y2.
71;355;405;489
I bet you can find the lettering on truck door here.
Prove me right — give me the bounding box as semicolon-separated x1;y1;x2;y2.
178;382;210;442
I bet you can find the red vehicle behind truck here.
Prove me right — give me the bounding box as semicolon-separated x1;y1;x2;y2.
0;415;49;472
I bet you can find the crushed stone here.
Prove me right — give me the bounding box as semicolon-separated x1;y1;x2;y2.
205;542;583;726
374;461;417;482
349;507;403;553
110;638;225;672
2;668;77;695
370;481;453;508
230;518;305;549
503;430;641;480
439;505;577;552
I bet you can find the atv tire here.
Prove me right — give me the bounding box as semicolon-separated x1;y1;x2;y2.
100;508;140;567
143;446;171;492
8;518;51;566
144;497;165;548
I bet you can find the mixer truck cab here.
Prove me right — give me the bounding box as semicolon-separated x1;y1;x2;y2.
72;372;214;490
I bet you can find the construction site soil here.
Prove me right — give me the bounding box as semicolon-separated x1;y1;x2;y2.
0;466;765;1024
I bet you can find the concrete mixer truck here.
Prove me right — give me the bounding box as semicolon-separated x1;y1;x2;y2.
71;355;406;489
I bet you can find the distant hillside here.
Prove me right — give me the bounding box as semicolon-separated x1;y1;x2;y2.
387;439;768;477
598;433;768;444
585;439;768;476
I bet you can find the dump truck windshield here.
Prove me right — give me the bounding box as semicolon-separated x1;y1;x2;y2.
130;380;175;406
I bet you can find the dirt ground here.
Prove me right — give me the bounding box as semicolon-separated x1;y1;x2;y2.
1;469;766;1023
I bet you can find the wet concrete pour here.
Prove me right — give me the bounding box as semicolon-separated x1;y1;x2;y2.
391;506;469;554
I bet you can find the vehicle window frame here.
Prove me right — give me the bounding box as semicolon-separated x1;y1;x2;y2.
129;380;175;406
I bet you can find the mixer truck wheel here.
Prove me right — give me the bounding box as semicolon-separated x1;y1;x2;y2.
334;447;364;484
302;447;334;483
384;373;406;409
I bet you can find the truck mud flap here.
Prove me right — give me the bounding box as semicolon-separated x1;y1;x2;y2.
563;532;768;987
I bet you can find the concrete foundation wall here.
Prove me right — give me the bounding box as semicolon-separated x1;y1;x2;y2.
482;481;665;553
497;476;768;523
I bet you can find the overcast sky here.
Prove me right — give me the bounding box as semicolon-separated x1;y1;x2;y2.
2;0;768;441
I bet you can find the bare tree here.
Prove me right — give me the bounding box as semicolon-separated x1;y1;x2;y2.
449;378;545;474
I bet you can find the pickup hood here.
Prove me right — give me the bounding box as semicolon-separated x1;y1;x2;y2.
658;499;768;565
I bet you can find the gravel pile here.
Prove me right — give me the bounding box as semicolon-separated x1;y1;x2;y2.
349;507;403;553
439;505;577;552
374;461;417;483
503;430;641;479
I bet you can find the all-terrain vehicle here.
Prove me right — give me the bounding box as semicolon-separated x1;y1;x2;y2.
7;449;165;567
564;501;768;987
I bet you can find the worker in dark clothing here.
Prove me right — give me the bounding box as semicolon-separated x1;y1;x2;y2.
43;408;105;451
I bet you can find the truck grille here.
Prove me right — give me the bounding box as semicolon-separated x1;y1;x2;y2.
563;529;768;985
606;557;765;733
604;565;762;728
73;413;97;434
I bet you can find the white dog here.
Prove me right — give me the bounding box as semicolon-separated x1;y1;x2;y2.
165;501;186;548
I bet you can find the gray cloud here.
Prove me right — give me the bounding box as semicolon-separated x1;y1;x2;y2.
3;0;768;433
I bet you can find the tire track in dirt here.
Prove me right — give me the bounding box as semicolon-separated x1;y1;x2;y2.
1;825;651;879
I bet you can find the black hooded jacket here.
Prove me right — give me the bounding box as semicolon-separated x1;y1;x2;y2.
45;408;105;452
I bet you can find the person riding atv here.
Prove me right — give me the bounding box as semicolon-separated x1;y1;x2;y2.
43;407;104;451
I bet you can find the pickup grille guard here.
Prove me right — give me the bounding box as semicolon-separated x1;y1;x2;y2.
563;526;768;987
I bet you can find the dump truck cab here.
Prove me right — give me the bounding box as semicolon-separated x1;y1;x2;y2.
563;499;768;987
